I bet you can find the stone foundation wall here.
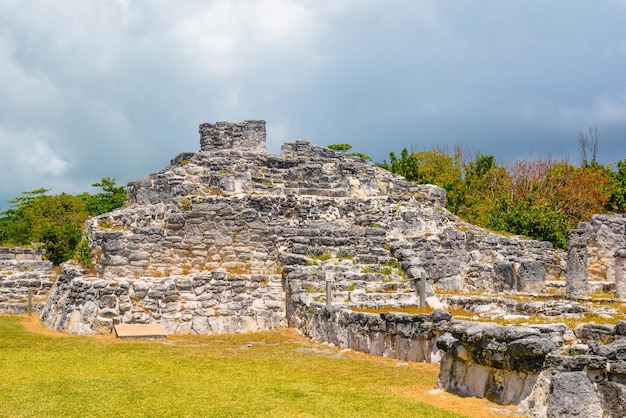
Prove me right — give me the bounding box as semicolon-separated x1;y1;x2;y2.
286;292;446;363
40;264;286;335
0;246;56;314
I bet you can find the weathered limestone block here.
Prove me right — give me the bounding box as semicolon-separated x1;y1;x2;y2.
494;261;516;291
431;320;564;405
517;260;546;293
567;228;590;298
597;380;626;417
547;372;603;418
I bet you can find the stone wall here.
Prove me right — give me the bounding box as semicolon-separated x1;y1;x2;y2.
200;120;266;153
40;264;285;334
0;246;56;314
287;293;445;363
391;232;562;294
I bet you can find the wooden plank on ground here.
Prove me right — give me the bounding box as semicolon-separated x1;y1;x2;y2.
114;323;166;340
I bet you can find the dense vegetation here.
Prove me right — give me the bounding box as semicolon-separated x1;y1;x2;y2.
377;140;626;249
0;178;125;265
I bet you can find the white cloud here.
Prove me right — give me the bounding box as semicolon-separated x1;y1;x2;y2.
0;128;71;207
173;0;313;75
250;0;311;42
18;139;70;176
0;128;70;176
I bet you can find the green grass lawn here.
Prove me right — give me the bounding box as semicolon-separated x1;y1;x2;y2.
0;316;468;418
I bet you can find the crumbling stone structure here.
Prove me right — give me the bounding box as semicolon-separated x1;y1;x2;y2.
565;215;626;298
519;322;626;417
39;120;565;335
0;246;56;314
587;214;626;283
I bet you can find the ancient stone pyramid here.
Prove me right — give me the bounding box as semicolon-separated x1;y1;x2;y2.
40;120;562;335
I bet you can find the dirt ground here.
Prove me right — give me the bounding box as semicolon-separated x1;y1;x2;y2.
17;315;521;418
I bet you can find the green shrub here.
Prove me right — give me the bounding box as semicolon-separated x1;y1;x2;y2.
75;239;93;267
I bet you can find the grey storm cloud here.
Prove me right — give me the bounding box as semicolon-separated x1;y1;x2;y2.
1;0;626;210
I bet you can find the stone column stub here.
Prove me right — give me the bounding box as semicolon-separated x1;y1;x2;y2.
614;248;626;298
566;228;590;299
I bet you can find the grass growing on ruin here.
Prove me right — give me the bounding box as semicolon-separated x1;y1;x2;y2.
352;306;434;315
0;315;472;418
352;302;626;329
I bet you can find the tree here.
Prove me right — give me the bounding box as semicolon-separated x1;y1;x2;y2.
481;157;612;248
379;146;466;213
578;125;599;167
489;196;568;248
459;154;508;227
546;162;611;226
605;159;626;213
0;188;49;245
0;190;87;264
0;178;126;265
40;221;84;265
378;148;421;181
84;177;126;216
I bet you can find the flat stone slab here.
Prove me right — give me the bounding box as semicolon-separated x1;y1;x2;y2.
426;296;445;310
114;323;166;340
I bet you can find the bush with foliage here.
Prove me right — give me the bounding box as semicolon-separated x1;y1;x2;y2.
379;143;626;250
83;177;126;216
0;178;126;265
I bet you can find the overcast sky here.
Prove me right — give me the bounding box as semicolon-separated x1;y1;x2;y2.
1;0;626;210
